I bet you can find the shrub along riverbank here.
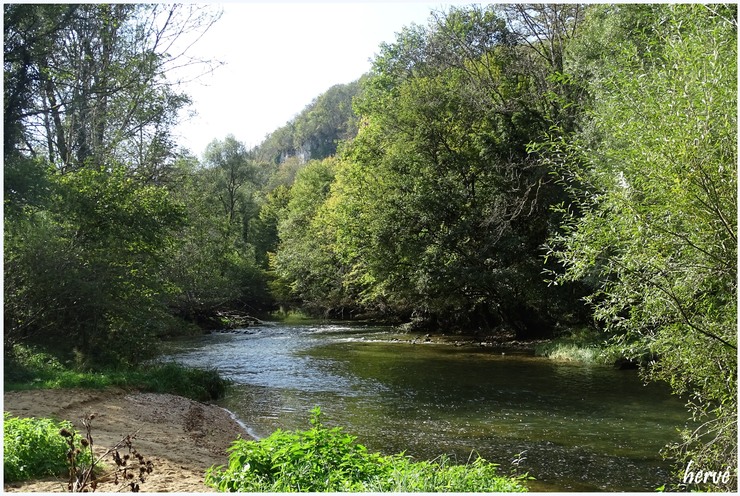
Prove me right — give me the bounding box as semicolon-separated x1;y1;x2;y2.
206;407;530;492
3;414;92;483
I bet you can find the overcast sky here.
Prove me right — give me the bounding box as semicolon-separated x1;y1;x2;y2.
173;1;466;156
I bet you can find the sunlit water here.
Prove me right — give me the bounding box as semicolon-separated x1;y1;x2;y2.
162;323;688;491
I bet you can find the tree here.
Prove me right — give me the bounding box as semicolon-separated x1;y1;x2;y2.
4;165;185;364
547;5;737;489
203;135;255;224
3;3;220;175
269;158;353;314
165;146;271;323
3;3;221;365
306;5;580;334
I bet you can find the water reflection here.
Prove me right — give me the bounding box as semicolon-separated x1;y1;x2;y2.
164;324;687;491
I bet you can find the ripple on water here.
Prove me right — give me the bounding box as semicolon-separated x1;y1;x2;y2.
164;323;687;492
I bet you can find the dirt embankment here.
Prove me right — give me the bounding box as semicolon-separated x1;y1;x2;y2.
3;388;251;492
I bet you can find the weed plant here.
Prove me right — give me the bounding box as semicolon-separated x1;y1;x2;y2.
537;342;601;363
64;413;154;492
205;407;529;492
3;413;92;482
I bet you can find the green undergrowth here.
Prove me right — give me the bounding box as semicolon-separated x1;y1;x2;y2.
534;327;614;365
3;413;92;482
205;407;530;492
4;344;229;402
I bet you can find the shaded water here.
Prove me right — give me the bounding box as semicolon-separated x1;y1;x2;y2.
164;323;688;491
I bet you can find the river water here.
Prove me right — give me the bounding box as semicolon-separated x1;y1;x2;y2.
163;322;688;491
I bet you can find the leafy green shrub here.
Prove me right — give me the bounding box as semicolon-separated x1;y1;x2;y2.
3;413;91;482
362;454;529;492
205;407;529;492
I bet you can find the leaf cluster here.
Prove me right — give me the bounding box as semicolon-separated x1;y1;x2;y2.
205;407;528;492
3;413;91;482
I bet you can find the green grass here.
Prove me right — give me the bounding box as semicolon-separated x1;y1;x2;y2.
270;308;323;324
534;327;614;365
536;342;603;363
205;407;530;492
4;344;230;402
3;413;92;482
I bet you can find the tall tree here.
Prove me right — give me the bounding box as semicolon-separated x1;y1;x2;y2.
203;135;255;224
547;5;737;489
3;3;220;365
315;5;581;334
3;3;220;175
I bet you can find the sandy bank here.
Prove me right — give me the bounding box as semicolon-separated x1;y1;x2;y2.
3;388;251;492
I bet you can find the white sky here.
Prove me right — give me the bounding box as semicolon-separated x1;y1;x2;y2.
172;1;466;156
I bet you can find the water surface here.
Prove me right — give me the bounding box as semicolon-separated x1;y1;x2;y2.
164;323;687;491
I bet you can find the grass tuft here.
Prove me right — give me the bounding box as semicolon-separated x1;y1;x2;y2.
534;327;612;364
536;342;601;363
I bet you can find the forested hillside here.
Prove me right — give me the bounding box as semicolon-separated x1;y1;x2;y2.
255;80;362;166
4;4;736;489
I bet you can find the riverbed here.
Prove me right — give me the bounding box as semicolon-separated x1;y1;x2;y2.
163;322;688;491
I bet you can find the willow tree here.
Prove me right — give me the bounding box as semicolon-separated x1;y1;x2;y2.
546;5;737;489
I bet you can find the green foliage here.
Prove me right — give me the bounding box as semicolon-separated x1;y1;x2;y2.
203;135;257;223
134;363;230;402
205;407;528;492
269;158;354;313
360;454;529;493
3;414;91;482
3;3;228;366
3;3;215;172
546;4;737;490
4;344;229;402
534;327;616;364
3;156;51;216
166;147;271;320
4;165;186;366
267;5;578;335
535;342;603;364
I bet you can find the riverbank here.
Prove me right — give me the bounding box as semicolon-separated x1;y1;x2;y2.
3;388;251;492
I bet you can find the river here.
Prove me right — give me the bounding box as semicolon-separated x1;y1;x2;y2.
163;322;688;491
